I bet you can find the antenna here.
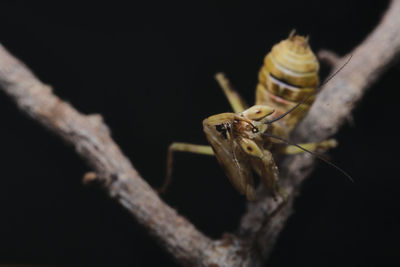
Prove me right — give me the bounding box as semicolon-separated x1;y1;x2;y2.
265;54;353;125
263;132;354;182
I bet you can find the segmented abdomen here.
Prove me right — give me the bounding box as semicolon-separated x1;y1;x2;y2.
256;32;319;136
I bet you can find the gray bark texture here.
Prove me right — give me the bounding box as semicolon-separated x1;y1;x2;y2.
1;1;400;266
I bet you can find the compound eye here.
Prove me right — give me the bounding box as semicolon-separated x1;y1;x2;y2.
215;124;229;140
239;138;263;157
242;105;274;120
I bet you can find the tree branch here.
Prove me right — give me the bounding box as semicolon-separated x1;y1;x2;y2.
239;0;400;261
0;1;399;266
318;49;341;67
0;44;216;266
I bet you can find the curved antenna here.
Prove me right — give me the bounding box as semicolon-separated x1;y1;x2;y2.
262;132;354;182
265;54;353;125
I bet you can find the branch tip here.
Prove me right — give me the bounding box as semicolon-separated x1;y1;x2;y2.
83;172;98;185
318;49;342;67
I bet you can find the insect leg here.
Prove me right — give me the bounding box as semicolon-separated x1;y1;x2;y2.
238;138;282;200
215;72;248;113
274;139;338;154
259;149;282;199
158;143;214;194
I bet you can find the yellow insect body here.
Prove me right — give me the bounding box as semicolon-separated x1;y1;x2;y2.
256;33;319;136
164;32;337;201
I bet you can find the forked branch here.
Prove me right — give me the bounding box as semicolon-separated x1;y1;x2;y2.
1;1;400;266
239;0;400;261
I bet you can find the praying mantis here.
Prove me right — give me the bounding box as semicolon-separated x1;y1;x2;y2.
161;31;345;201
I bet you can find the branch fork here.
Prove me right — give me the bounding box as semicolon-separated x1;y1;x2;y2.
1;1;400;266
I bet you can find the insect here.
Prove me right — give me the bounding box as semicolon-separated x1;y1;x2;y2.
161;30;344;201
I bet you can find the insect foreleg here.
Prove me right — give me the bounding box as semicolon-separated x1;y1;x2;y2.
159;143;214;194
274;139;338;154
215;72;248;113
258;150;283;200
238;138;282;199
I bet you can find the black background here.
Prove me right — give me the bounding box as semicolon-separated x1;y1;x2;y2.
0;1;399;266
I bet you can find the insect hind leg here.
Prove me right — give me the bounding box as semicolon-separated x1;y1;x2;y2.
215;72;248;113
274;139;338;154
158;143;214;194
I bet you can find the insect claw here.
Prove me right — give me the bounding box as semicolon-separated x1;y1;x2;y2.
246;184;256;201
278;186;288;202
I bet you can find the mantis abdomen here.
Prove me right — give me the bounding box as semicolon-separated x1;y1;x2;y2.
256;31;320;135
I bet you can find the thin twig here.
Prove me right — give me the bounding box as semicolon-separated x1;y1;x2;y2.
318;49;341;67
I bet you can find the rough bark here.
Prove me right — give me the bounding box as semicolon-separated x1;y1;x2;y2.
239;0;400;261
1;1;400;266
